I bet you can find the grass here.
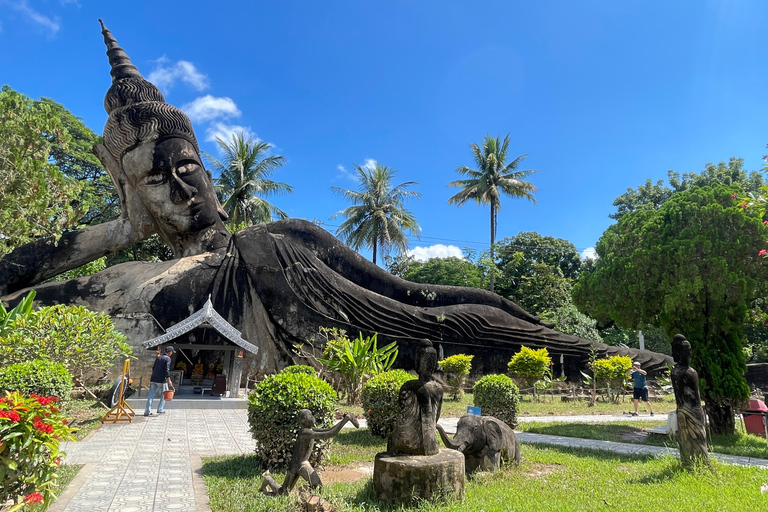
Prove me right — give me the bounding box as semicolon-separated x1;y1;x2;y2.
47;464;82;509
522;420;768;460
61;399;105;440
202;430;768;512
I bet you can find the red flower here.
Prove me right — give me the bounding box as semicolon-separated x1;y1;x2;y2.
760;250;767;257
24;492;43;504
33;420;54;434
740;202;747;208
0;410;21;422
55;457;62;465
62;419;69;425
764;221;768;226
732;194;738;199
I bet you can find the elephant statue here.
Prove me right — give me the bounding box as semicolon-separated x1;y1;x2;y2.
436;415;521;473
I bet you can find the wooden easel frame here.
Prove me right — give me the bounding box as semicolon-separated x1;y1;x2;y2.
102;359;135;423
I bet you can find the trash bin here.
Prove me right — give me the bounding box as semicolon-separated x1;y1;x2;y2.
743;399;768;437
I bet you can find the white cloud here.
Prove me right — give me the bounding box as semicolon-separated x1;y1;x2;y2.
336;164;356;181
10;1;60;35
581;247;597;260
147;58;209;94
363;158;377;170
182;95;241;123
408;244;464;262
205;122;258;143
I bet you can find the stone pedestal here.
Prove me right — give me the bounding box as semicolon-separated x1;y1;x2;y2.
373;449;464;504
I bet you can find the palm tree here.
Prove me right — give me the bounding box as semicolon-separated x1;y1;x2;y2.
448;134;538;292
204;133;292;227
331;162;421;265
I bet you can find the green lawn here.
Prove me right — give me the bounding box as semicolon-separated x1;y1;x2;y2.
202;433;768;512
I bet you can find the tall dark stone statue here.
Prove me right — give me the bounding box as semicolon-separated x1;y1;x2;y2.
387;340;443;455
0;21;673;380
671;334;710;468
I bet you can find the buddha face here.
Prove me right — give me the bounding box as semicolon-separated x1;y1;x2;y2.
122;137;223;238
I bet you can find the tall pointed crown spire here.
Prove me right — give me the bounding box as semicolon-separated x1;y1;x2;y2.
99;19;142;82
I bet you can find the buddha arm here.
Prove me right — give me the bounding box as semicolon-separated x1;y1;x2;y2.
0;217;138;295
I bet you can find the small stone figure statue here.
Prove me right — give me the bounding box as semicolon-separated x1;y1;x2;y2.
260;409;359;495
670;334;709;468
387;339;444;455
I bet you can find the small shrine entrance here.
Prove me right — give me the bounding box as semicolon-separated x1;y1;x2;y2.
141;297;258;397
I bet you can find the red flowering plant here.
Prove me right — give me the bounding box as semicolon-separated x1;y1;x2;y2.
0;391;75;511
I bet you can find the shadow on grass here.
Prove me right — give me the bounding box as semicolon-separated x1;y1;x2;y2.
523;422;649;441
526;443;661;464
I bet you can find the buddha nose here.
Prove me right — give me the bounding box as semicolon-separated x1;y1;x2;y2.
170;172;197;203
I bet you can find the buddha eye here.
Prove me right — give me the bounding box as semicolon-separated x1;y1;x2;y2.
144;171;168;186
176;161;201;177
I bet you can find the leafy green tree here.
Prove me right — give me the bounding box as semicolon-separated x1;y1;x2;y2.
600;324;672;355
0;86;81;254
438;354;474;401
205;133;291;227
448;134;537;292
331;162;421;264
611;158;762;221
574;185;766;434
402;256;487;289
540;304;603;343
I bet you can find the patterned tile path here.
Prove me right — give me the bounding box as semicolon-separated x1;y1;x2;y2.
53;411;768;512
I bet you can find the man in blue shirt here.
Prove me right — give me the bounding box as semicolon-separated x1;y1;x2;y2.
627;361;654;416
144;346;174;416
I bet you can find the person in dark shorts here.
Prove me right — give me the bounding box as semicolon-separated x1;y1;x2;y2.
627;361;654;416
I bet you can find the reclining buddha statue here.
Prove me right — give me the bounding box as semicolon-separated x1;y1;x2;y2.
0;21;672;376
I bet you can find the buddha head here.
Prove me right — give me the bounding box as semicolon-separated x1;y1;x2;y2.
415;339;438;381
672;334;692;367
96;20;229;257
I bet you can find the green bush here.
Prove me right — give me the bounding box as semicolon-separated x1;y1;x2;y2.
0;304;131;382
473;374;520;428
247;368;338;469
1;391;76;510
361;370;417;439
590;355;633;403
281;365;317;376
438;354;474;401
0;360;72;400
507;346;552;387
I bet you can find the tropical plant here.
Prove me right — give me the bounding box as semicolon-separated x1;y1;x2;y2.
507;346;552;401
540;304;603;343
473;374;520;428
438;354;474;401
361;369;417;438
204;132;291;227
0;290;35;336
247;369;337;469
317;327;398;405
0;391;76;511
0;304;131;383
331;162;421;264
448;134;538;291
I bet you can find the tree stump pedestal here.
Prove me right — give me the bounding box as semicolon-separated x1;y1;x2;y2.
372;449;465;504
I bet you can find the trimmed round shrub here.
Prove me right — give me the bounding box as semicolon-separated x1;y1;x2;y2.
281;364;317;376
0;360;72;399
361;370;417;438
247;369;338;468
438;354;474;401
507;346;552;389
473;374;520;428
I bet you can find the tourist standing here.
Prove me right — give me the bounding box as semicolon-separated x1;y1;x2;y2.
627;361;654;416
144;346;174;416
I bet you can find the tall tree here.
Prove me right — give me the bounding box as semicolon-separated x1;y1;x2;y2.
331;162;421;265
0;86;81;255
574;185;766;434
448;134;537;292
204;133;291;227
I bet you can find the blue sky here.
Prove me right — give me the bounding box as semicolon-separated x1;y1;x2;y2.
2;1;766;263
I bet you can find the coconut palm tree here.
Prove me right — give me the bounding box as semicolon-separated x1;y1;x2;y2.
448;134;538;292
331;162;421;265
204;133;292;228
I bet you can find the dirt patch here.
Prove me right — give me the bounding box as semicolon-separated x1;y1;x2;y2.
320;462;374;484
526;463;564;479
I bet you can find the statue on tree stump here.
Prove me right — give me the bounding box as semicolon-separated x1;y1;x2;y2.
0;21;673;377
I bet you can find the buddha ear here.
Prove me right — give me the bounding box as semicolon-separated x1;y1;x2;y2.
94;143;157;240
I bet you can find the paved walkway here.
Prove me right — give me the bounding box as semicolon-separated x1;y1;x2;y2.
53;411;768;512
